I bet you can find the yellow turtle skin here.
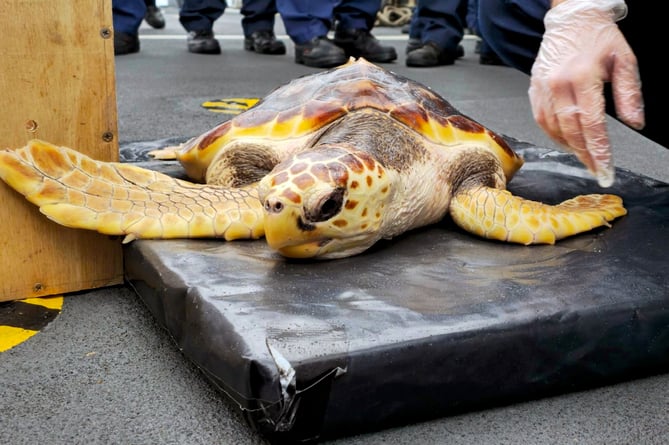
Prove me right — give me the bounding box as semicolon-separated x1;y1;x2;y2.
0;58;626;259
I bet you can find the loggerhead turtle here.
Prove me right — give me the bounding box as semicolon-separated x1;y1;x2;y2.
0;58;626;259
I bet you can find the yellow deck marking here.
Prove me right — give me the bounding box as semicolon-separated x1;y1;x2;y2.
0;295;63;352
22;296;64;310
201;98;259;115
0;326;38;352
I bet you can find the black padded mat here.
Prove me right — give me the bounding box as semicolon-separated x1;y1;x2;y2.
123;141;669;443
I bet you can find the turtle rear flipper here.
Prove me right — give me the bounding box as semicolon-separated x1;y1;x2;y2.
0;140;264;242
449;185;627;245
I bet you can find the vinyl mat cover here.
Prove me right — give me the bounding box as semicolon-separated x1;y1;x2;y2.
123;141;669;443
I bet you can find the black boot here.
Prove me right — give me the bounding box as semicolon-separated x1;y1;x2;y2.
406;42;461;67
144;5;165;29
479;51;507;66
187;30;221;55
407;39;464;57
406;37;421;54
244;30;286;55
295;36;348;68
114;32;140;55
333;28;397;63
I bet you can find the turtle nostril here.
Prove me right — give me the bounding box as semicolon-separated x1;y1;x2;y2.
264;198;284;213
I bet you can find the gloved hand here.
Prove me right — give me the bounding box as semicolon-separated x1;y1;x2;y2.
528;0;644;187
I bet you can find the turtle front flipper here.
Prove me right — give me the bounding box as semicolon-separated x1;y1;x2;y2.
0;140;265;242
449;185;627;245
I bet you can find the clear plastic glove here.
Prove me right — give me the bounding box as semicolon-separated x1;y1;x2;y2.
528;0;644;187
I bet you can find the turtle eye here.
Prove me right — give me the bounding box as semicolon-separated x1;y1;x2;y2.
306;187;345;222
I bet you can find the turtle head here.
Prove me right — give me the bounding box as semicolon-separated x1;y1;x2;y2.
257;145;393;259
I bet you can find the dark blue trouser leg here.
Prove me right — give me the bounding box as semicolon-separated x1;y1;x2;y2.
407;8;422;40
276;0;337;44
334;0;382;31
465;0;477;31
277;0;381;44
467;0;497;58
112;0;146;35
477;0;547;74
179;0;226;32
241;0;278;37
409;0;467;51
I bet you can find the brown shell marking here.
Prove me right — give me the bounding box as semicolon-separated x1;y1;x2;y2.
326;162;349;187
293;173;315;190
271;171;289;187
280;187;301;204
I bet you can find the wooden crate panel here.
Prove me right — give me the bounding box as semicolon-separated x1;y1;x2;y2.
0;0;123;301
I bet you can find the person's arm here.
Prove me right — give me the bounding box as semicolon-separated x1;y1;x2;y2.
528;0;644;187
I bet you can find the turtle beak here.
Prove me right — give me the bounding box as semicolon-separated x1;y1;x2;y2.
263;204;330;259
274;241;328;258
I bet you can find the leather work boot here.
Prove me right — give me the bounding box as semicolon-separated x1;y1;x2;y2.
144;5;165;29
406;37;421;54
295;36;348;68
114;32;140;55
187;30;221;55
244;30;286;55
406;38;464;57
333;28;397;63
406;42;461;67
479;51;506;66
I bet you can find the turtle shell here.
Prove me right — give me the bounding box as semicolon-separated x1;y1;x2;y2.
176;58;523;183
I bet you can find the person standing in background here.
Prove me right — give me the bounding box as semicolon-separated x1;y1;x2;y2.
276;0;397;68
180;0;286;55
466;0;504;65
112;0;146;55
405;0;467;67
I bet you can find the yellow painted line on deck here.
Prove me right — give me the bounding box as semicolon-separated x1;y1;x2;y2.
202;97;259;114
21;296;63;310
0;295;63;352
0;326;38;352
